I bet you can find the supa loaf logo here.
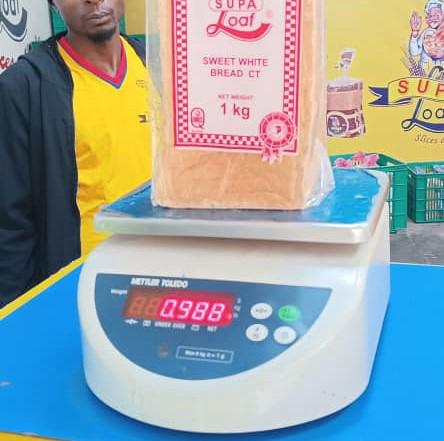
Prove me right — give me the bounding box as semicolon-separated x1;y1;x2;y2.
0;0;28;42
206;0;272;41
370;67;444;132
370;2;444;134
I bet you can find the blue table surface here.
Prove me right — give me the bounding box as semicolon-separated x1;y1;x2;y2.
0;264;443;441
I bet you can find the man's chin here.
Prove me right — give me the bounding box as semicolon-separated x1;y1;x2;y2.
87;25;118;43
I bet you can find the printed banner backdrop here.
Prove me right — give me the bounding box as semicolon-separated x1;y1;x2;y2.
0;0;51;74
125;0;145;34
2;0;442;163
327;0;444;162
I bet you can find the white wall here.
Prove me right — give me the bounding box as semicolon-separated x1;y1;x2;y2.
0;0;52;74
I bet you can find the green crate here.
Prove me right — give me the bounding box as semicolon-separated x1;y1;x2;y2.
50;9;66;34
330;153;408;233
407;161;444;223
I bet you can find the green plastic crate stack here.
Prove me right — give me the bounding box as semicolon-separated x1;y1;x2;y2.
408;162;444;223
330;153;408;233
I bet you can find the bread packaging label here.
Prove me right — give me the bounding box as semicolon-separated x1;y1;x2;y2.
151;0;333;209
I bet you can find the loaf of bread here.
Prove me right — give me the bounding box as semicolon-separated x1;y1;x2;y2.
150;0;331;209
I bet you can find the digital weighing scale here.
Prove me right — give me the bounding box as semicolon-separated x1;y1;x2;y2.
78;168;390;433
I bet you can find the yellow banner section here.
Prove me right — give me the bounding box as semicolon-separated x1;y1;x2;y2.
327;0;444;162
389;77;444;104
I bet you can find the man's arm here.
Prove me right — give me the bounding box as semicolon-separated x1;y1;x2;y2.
0;68;37;307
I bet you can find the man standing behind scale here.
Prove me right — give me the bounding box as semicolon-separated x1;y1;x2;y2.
0;0;155;308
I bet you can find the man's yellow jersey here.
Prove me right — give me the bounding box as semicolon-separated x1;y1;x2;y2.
58;36;152;255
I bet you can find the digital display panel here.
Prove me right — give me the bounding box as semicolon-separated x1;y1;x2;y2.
123;289;234;327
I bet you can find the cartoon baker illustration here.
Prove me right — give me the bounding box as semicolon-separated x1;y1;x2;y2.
410;1;444;68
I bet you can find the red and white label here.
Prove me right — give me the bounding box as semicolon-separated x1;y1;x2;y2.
172;0;302;162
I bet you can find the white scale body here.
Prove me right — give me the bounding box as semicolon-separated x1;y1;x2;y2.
78;169;390;433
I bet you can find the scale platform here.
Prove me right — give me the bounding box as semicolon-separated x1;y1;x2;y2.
94;169;388;244
79;168;390;433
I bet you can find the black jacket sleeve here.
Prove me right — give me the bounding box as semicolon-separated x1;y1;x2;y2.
125;34;146;65
0;67;37;307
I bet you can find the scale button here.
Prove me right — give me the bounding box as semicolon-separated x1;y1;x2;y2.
246;324;269;342
279;305;301;322
273;327;297;345
250;303;273;320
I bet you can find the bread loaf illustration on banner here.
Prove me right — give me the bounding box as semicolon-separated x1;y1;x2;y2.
149;0;333;209
327;49;366;139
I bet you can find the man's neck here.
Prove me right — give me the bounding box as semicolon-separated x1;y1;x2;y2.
64;32;122;77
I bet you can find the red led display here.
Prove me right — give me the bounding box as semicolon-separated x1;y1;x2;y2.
123;289;234;327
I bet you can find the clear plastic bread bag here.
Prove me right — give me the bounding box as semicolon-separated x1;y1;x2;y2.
146;0;334;210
